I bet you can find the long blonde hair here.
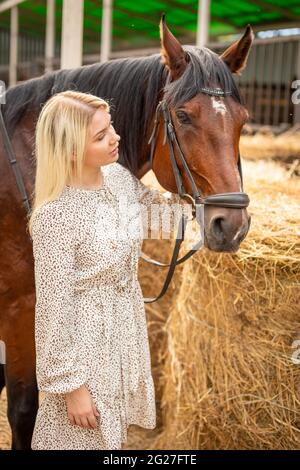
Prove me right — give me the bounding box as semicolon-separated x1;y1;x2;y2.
27;90;110;237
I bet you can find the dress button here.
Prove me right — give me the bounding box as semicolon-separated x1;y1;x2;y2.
117;273;132;292
119;277;128;287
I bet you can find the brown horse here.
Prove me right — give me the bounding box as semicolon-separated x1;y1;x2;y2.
0;16;253;449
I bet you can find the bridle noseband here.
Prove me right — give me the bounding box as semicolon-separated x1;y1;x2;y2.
141;88;250;303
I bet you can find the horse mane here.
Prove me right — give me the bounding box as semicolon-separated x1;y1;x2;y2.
2;46;242;174
164;45;242;107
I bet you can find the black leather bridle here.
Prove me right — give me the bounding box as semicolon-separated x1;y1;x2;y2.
141;88;250;303
0;104;31;215
0;86;250;304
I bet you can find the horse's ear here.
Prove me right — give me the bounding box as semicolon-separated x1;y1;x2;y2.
159;13;189;81
220;25;254;75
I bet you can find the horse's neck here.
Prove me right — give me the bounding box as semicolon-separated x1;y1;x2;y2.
136;160;152;179
134;86;165;180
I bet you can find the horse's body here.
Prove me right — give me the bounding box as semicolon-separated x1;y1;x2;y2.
0;18;253;448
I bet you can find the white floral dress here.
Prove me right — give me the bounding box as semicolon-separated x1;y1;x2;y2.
30;162;187;450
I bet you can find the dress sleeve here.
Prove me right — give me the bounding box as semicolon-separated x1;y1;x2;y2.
131;173;190;239
31;203;87;394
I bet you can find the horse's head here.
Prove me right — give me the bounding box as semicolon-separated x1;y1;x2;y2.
152;16;254;252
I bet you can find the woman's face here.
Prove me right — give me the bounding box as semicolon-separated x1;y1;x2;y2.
83;108;120;167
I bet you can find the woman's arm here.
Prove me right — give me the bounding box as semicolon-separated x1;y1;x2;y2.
32;203;100;429
32;203;87;394
131;173;190;239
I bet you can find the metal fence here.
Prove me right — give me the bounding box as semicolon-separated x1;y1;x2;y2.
0;27;46;65
0;27;60;81
212;36;300;126
0;26;299;126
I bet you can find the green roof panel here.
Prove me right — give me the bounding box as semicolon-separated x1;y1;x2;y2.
0;0;299;51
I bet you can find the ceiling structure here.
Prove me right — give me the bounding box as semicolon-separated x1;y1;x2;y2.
0;0;300;53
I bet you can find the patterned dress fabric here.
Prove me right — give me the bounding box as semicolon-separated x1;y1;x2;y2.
30;162;187;450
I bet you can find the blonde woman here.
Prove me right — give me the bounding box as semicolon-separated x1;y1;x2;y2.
27;90;188;450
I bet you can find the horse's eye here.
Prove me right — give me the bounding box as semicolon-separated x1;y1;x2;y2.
175;111;191;125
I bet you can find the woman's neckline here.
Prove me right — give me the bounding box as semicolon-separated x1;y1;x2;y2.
65;170;106;192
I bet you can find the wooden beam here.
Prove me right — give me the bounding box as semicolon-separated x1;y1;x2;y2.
100;0;112;63
45;0;55;72
88;0;158;40
61;0;83;69
0;0;26;14
9;5;18;86
197;0;211;47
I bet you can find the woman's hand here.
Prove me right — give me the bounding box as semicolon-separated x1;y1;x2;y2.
65;384;100;429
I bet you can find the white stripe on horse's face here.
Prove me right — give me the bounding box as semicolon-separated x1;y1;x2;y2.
211;96;227;116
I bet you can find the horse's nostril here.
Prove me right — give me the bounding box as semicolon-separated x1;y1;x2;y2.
211;216;225;242
209;214;251;246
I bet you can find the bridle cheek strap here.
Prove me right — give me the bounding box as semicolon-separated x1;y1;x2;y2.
148;99;250;210
142;96;250;303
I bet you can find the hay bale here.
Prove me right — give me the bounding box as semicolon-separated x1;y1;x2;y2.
140;161;300;449
240;131;300;163
0;389;11;450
